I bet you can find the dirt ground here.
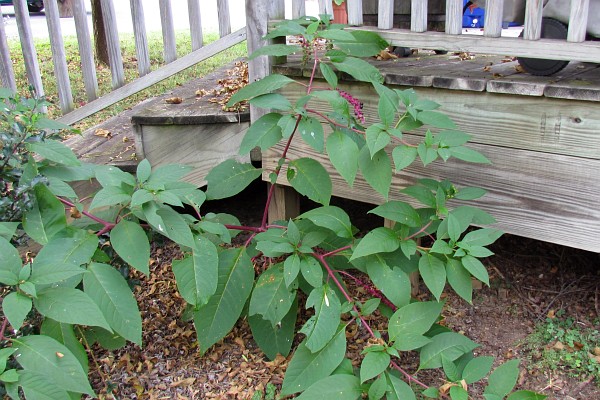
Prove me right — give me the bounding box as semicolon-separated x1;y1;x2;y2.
85;181;600;399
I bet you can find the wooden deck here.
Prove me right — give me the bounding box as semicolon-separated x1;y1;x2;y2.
265;52;600;252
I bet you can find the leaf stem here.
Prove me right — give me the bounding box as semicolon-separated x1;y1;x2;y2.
0;317;8;341
58;197;115;235
321;244;352;258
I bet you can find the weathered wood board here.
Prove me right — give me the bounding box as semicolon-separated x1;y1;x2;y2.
266;54;600;252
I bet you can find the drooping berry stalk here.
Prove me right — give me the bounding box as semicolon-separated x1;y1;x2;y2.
337;89;365;123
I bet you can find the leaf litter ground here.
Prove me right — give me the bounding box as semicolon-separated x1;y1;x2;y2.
85;181;600;399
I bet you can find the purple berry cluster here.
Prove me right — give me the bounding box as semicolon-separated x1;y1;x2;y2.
338;89;365;123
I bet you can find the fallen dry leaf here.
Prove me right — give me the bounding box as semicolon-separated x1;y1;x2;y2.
165;97;183;104
94;128;112;138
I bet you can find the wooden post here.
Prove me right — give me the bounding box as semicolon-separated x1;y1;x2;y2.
0;7;17;92
346;0;363;26
384;219;420;297
411;0;428;33
130;0;151;76
13;0;44;98
217;0;232;38
378;0;394;30
445;0;463;35
45;0;74;113
58;0;74;18
100;0;125;89
523;0;544;40
291;0;306;19
73;0;98;101
567;0;589;42
159;0;177;63
483;0;504;38
268;184;301;222
188;0;204;51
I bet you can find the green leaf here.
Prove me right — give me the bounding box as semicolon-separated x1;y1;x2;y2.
320;62;338;88
30;235;97;284
388;301;443;344
326;129;359;187
461;255;489;285
460;228;503;247
240;112;283;154
17;370;71;399
23;184;67;245
84;263;142;345
110;220;150;275
194;247;254;354
0;236;21;285
419;254;446;301
368;201;420;228
46;177;77;198
401;185;436;208
34;287;112;331
300;206;353;239
351;227;399;260
288;158;332;205
373;82;398;127
205;159;262;200
250;264;295;328
418;142;438;166
249;298;298;360
422;387;440;398
296;374;361;400
366;259;410;309
89;186;131;211
0;347;16;373
136;158;152;183
366;124;390;158
281;327;347;395
3;292;32;331
446;259;473;303
13;335;94;395
360;350;390;383
417;110;456;129
145;164;193;190
392;145;418;172
155;206;195;248
40;319;88;373
284;253;301;287
301;285;341;353
368;374;388;400
300;256;324;288
419;332;479;370
27;140;80;166
86;327;126;350
332;57;384;83
385;371;416;400
450;385;469;400
227;74;297;106
462;356;494;384
248;44;302;59
484;359;520;398
173;237;219;307
249;93;293;111
360;298;380;316
454;187;487;201
298;116;325;153
358;147;391;200
507;391;548;400
0;222;19;240
449;146;491;164
442;354;461;382
0;369;18;383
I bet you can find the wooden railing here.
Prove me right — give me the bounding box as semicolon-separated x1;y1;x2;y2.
0;0;246;126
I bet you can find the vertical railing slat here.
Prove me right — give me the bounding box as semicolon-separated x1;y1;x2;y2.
291;0;306;18
347;0;363;26
483;0;504;37
246;0;269;123
159;0;177;63
188;0;203;50
100;0;125;89
0;7;17;92
13;0;44;97
523;0;544;40
44;0;74;113
130;0;151;76
73;0;98;101
217;0;232;37
378;0;394;29
568;0;589;42
445;0;462;34
411;0;428;32
318;0;333;17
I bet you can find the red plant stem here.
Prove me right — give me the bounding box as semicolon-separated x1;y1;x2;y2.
0;317;8;341
58;197;115;235
224;225;265;233
321;244;352;258
390;360;429;389
334;269;397;311
405;220;433;241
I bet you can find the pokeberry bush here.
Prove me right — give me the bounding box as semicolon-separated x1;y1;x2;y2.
0;16;545;400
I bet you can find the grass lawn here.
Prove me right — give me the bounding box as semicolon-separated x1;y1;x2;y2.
6;31;247;131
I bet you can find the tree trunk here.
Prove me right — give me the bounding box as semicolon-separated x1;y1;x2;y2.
91;0;109;65
58;0;74;18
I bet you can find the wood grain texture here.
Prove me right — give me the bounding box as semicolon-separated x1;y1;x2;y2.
45;0;74;114
347;0;363;26
378;0;394;29
135;122;250;187
57;29;246;126
188;0;203;51
411;0;428;33
14;0;44;97
348;26;600;63
159;0;177;63
130;0;151;76
568;0;589;43
523;0;543;40
100;0;125;89
445;0;463;35
217;0;232;37
268;184;301;223
0;7;16;92
291;0;306;19
263;131;600;252
72;0;98;101
483;0;504;38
